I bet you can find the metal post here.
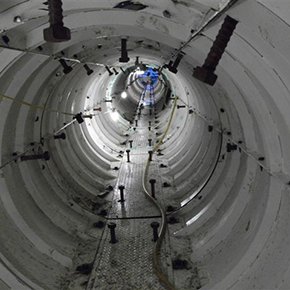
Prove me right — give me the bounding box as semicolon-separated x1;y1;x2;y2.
118;185;125;202
21;151;50;161
105;65;113;76
108;222;118;243
193;16;238;86
119;38;130;63
148;150;153;161
177;105;186;109
113;68;119;75
167;52;185;74
84;64;94;76
149;179;156;198
151;222;159;242
43;0;71;42
126;150;130;162
59;59;72;74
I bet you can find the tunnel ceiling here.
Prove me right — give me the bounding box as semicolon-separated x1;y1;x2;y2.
1;0;290;290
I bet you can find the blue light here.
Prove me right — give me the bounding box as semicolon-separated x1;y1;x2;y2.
139;67;158;85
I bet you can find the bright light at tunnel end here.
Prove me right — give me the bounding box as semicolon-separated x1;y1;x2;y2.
121;91;127;98
110;110;119;121
136;70;145;75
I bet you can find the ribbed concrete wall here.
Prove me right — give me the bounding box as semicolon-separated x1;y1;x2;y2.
0;1;289;289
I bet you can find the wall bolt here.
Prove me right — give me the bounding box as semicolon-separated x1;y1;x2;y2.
59;59;72;74
105;65;113;76
54;132;66;140
163;182;171;188
43;0;71;42
193;16;238;85
160;163;167;168
119;38;130;63
113;68;119;75
84;64;94;76
21;151;50;161
74;113;84;124
167;205;175;212
166;52;185;74
177;105;186;109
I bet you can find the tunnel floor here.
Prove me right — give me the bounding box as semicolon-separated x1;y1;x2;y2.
65;89;201;290
90;101;170;290
90;91;169;289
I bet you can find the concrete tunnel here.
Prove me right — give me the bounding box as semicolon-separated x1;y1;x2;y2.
0;0;290;289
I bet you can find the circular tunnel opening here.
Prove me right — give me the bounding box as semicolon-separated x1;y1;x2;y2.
0;1;290;290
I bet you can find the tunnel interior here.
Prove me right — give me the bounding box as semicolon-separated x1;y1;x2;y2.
0;1;290;290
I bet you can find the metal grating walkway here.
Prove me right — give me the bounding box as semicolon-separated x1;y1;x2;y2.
87;91;170;290
65;87;205;290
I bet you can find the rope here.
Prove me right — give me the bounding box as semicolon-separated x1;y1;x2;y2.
142;96;178;290
0;93;76;116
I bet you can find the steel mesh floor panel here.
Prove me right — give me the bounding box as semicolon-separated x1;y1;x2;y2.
91;218;167;290
87;100;176;290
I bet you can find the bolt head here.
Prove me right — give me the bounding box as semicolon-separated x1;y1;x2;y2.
86;69;94;76
62;66;73;75
108;222;117;229
168;66;178;74
43;25;71;43
119;57;130;63
151;221;160;228
43;151;50;161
